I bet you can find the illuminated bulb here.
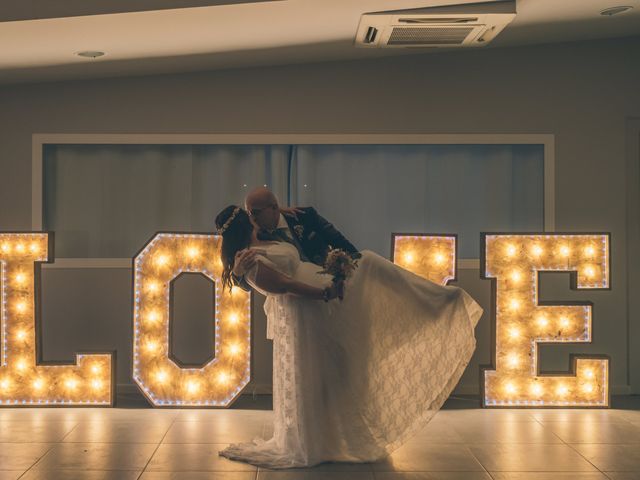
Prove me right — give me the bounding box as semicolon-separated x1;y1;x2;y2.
14;272;26;284
403;252;415;264
510;270;522;282
65;378;78;390
582;383;594;393
91;379;103;390
228;313;239;324
217;371;229;384
433;252;445;265
0;243;9;253
509;327;520;339
29;242;39;253
145;341;159;353
509;298;520;311
560;245;571;257
559;316;571;329
505;382;517;394
146;281;160;293
0;378;10;391
155;254;169;267
186;247;200;258
531;383;543;396
156;370;168;383
585;266;595;278
556;384;569;396
33;378;45;390
506;243;517;257
531;245;544;257
16;330;27;341
15;359;27;371
584;246;595;257
230;286;243;297
228;343;241;355
584;369;594;379
15;301;27;314
91;364;101;374
507;353;519;368
16;243;25;253
186;380;199;394
537;315;549;328
146;310;160;323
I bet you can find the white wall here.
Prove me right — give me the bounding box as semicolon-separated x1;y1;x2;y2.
0;35;638;399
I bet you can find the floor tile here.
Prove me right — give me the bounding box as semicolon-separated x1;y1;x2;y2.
19;469;142;480
0;420;77;442
0;443;53;470
370;444;485;472
140;473;257;479
373;473;492;480
30;442;158;470
258;473;373;480
570;444;640;471
528;410;632;423
489;473;608;480
448;420;562;444
259;461;372;472
163;418;265;444
0;472;23;480
62;420;172;443
468;444;598;472
604;473;640;480
544;422;640;444
146;443;257;471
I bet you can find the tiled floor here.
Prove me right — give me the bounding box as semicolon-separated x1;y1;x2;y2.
0;393;639;479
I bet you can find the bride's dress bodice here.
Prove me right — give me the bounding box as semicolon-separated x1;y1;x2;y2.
246;242;333;295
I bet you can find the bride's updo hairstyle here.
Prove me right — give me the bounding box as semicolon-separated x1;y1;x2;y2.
215;205;253;292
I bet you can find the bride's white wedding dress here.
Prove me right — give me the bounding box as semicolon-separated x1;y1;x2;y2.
218;241;483;469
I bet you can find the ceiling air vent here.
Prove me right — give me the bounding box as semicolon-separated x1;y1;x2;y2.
355;1;516;48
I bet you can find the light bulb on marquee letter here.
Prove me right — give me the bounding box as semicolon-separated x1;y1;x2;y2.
0;232;115;407
481;233;610;407
392;234;457;286
132;233;251;407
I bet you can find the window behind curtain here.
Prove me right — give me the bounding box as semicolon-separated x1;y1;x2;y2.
43;144;289;258
43;143;544;260
289;144;544;259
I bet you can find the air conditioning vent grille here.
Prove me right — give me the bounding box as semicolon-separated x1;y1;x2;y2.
387;26;474;45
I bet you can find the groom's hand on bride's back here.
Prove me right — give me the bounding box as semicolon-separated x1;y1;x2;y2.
233;249;258;278
279;206;304;220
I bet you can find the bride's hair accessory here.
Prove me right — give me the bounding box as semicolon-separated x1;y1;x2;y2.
217;207;241;235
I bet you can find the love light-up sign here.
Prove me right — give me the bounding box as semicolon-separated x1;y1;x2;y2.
0;229;611;408
0;233;114;406
132;233;251;407
480;233;610;407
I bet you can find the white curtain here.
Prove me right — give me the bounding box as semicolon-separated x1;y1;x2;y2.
43;144;290;258
43;143;543;259
289;144;544;259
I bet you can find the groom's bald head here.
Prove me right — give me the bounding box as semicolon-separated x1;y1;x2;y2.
245;187;278;211
245;187;280;230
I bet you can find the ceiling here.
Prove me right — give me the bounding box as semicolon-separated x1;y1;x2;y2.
0;0;639;85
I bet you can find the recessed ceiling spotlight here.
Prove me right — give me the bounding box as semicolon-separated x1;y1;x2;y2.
599;6;633;16
76;51;105;58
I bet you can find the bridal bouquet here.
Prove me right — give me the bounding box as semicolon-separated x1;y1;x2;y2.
318;248;359;284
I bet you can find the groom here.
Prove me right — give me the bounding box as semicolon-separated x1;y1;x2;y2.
231;186;361;292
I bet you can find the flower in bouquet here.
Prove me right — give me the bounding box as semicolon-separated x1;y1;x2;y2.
317;248;359;284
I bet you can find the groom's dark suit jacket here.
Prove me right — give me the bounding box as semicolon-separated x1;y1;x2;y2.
232;206;361;292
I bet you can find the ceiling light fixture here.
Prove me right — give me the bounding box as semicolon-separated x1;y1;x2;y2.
76;51;105;58
599;6;633;16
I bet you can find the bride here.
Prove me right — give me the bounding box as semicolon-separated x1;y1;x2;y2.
214;205;484;469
